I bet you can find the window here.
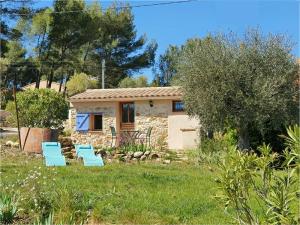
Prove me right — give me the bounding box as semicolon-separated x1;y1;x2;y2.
172;101;184;112
76;113;103;131
92;114;103;130
121;102;134;123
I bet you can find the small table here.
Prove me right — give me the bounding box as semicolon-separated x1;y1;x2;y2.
120;130;140;146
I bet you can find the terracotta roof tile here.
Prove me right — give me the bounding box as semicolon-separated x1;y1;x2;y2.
70;86;183;102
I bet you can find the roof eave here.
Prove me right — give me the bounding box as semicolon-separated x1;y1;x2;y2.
70;95;183;103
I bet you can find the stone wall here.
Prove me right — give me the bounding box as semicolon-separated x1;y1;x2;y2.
135;100;170;150
70;102;116;147
70;100;171;149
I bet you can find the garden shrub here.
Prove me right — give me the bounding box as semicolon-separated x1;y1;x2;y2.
5;89;68;128
198;129;237;164
216;125;300;225
0;193;19;224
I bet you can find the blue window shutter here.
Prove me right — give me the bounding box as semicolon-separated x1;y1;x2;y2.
76;113;90;131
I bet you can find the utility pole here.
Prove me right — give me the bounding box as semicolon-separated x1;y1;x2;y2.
101;59;105;89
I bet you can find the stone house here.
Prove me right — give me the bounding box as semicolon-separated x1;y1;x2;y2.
69;86;200;150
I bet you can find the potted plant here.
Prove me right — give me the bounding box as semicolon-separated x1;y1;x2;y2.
6;89;68;153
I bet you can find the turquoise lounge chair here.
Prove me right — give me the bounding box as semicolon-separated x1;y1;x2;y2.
42;142;66;166
75;144;104;167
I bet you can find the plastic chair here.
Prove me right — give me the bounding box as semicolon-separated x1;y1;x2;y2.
75;144;104;167
41;142;66;166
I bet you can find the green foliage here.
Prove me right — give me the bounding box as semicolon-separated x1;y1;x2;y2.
5;89;68;128
1;157;232;224
66;72;97;96
0;193;19;224
34;212;83;225
177;29;298;149
2;1;157;90
216;126;299;225
119;143;147;153
280;125;300;168
118;76;148;88
199;130;237;164
154;45;181;86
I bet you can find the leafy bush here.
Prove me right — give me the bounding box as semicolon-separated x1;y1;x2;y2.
216;126;300;225
198;129;237;164
66;73;98;96
119;143;147;153
0;193;19;224
118;76;148;88
5;89;68;128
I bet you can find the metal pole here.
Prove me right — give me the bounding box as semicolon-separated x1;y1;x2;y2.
102;59;105;89
13;72;22;151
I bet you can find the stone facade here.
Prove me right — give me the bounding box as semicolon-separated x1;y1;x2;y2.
135;100;170;149
70;100;171;149
70;102;117;147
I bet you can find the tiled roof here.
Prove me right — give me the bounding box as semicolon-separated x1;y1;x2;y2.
70;86;183;102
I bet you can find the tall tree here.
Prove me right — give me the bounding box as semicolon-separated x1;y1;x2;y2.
84;3;157;88
48;0;89;91
155;45;181;86
177;30;299;149
0;0;34;56
118;75;148;88
28;8;53;88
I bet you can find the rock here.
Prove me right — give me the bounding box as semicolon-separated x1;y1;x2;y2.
98;149;107;157
59;137;73;148
127;151;134;157
5;141;14;147
133;151;143;158
62;147;72;152
144;150;151;156
35;154;43;158
155;158;161;162
131;158;138;163
150;153;159;160
163;159;171;164
124;155;132;162
12;142;19;148
140;155;147;161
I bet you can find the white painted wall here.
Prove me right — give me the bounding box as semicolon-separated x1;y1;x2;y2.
168;115;200;150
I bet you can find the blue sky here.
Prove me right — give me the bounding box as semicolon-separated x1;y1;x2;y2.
35;0;299;80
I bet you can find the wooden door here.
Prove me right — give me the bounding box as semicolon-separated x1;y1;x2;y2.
120;102;135;130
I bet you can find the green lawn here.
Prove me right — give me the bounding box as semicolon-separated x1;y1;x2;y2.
0;153;233;224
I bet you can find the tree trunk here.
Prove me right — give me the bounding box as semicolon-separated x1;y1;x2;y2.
47;63;55;88
47;68;54;88
35;70;40;89
59;76;63;92
63;73;70;97
238;125;250;150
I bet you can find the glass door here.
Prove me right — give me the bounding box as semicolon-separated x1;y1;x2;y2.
120;102;135;130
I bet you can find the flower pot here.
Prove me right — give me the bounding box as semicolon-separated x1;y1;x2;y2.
20;127;58;153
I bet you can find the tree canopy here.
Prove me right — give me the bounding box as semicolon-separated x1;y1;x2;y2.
66;72;98;96
6;89;68;128
0;0;157;94
176;30;299;149
118;76;148;88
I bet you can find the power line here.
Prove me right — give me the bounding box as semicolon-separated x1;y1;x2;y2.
5;0;198;16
